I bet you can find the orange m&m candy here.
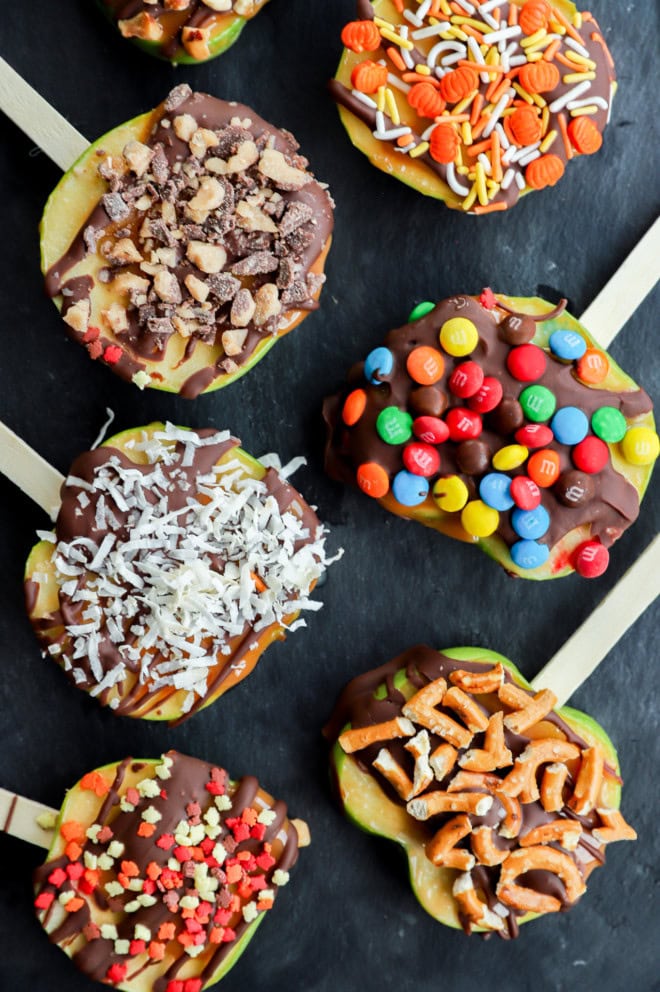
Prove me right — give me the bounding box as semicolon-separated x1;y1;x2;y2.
356;463;390;498
528;449;560;487
407;346;445;385
342;389;367;426
577;348;609;384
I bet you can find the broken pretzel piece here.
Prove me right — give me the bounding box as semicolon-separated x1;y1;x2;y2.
427;814;474;870
338;716;415;755
497;845;587;914
453;873;504;932
402;679;474;749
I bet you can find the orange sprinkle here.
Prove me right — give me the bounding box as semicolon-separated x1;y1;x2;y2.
492;76;513;105
60;820;86;843
466;138;494;158
65;897;85;913
555;52;583;70
121;860;140;877
509;105;543;145
473;201;509;214
137;821;156;838
557;112;574;159
387;45;406;72
440;65;480;104
503;114;515;146
486;77;499;103
568;116;603;155
158;923;176;941
148;942;166;962
402;72;441;86
550;5;583;43
519;60;560;94
80;771;110;797
251;572;267;593
519;0;550;36
591;32;615;70
341;20;381;53
351;60;389;95
429;0;443;14
392;0;404;10
508;2;518;25
470;93;484;127
407;82;447;118
525;153;565;190
396;134;411;147
491;129;502;183
461;25;485;44
471;115;490;140
428;124;459;161
65;841;83;862
435;113;471;123
543;39;562;62
459;60;507;75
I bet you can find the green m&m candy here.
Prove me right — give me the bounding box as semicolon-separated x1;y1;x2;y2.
408;301;436;322
592;406;627;443
376;407;413;445
519;385;557;423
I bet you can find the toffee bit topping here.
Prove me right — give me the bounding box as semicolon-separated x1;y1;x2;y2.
334;650;636;938
333;0;615;213
34;752;300;988
40;424;340;715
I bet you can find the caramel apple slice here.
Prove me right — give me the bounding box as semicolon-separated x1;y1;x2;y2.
324;292;658;579
96;0;270;64
1;750;309;990
19;422;340;723
330;0;616;214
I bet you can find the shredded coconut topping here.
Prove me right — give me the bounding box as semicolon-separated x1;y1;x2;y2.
48;424;340;712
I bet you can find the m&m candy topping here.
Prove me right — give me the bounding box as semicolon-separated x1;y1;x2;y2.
325;293;658;578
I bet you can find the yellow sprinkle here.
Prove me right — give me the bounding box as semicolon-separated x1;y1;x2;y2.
453;91;479;115
486;180;500;193
380;28;414;50
563;72;596;84
520;28;547;47
374;17;394;28
573;11;582;28
501;107;516;116
457;164;470;175
539;130;557;153
570;105;599;116
475;162;488;205
415;64;432;76
385;88;400;125
439;0;452;15
485;47;500;66
447;26;468;41
451;16;490;31
541;105;550;133
531;92;547;108
525;35;558;53
527;53;543;62
549;20;566;34
462;183;478;211
376;85;386;113
461;121;473;146
513;83;534;104
565;52;597;70
409;141;430;159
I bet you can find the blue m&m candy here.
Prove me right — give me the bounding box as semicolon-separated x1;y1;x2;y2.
549;330;587;361
479;473;514;511
511;505;550;540
550;406;589;446
392;470;429;507
364;347;394;384
510;539;550;569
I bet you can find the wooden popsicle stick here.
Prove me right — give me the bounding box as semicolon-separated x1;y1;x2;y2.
0;787;56;849
580;216;660;349
0;420;64;518
531;534;660;706
0;57;89;171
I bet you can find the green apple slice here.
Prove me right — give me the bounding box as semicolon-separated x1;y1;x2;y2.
95;0;269;64
40;97;331;396
25;423;323;723
330;648;624;935
35;752;303;991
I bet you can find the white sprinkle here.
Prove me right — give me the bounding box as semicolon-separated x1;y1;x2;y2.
91;408;115;450
427;40;465;68
483;24;521;44
411;22;450;40
565;37;591;58
567;96;608;111
549;80;592;113
518;149;541;166
515;171;527;189
482;89;515;137
501;167;516;190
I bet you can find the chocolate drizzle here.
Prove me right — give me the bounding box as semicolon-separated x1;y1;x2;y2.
326;647;624;938
323;295;653;570
34;751;299;988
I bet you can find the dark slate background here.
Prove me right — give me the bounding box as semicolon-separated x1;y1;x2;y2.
0;1;658;990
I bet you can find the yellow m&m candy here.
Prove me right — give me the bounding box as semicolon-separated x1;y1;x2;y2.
621;427;660;466
432;475;469;512
493;444;529;471
461;500;500;537
439;318;479;357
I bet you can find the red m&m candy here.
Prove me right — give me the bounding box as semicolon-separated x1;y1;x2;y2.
573;540;609;578
510;475;542;510
413;416;449;444
506;343;547;382
468;376;503;413
448;361;484;399
515;423;554;449
445;407;482;441
572;436;609;474
403;442;441;477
